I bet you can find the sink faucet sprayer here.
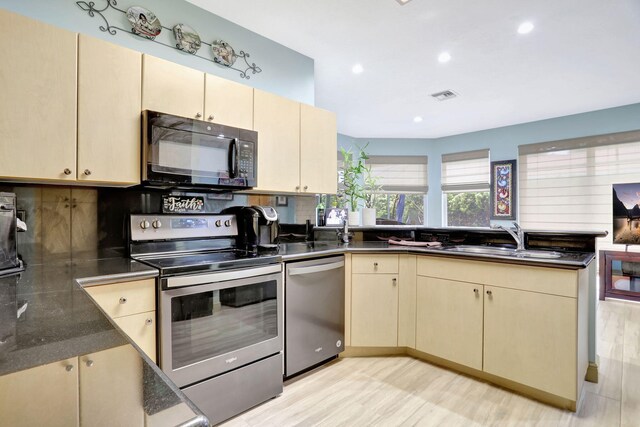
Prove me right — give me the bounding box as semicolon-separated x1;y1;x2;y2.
492;222;525;251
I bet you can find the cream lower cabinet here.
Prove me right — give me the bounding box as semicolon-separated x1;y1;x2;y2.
79;345;144;427
483;285;578;400
0;357;79;427
415;277;483;370
85;278;157;362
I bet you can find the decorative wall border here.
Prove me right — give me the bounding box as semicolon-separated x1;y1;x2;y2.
76;0;262;79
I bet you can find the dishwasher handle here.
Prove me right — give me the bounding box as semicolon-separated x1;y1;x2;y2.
288;260;344;276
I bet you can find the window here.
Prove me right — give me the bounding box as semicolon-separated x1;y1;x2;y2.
441;149;490;227
518;129;640;252
366;156;428;225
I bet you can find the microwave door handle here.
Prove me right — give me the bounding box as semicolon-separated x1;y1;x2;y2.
0;204;14;211
228;138;239;178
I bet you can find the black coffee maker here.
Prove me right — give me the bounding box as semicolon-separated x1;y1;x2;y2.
223;205;279;254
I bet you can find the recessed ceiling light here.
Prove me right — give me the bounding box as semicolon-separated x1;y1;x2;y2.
517;21;535;34
413;116;423;123
438;52;451;63
352;64;364;74
395;0;413;5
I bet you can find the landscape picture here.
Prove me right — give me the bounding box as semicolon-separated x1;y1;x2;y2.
612;183;640;244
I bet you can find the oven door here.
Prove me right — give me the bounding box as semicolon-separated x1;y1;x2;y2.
142;111;257;189
159;264;283;388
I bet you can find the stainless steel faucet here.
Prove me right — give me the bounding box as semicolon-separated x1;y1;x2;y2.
492;222;525;251
338;218;350;243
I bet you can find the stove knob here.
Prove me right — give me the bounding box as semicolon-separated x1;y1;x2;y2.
140;220;150;230
215;220;222;227
152;220;162;229
224;220;231;227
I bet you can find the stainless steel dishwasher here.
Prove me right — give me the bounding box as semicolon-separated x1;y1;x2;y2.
285;255;345;377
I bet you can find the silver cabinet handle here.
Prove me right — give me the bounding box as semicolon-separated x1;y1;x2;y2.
196;112;202;118
486;290;493;296
474;288;479;294
303;185;308;191
65;364;74;372
392;278;397;286
119;297;127;304
295;185;300;191
83;169;91;176
208;115;214;121
85;360;94;368
288;261;345;276
63;168;72;175
145;318;153;325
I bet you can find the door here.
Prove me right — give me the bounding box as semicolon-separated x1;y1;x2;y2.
205;73;253;129
78;35;141;184
142;54;204;119
114;311;157;363
160;268;283;387
351;273;398;346
79;345;144;427
253;89;300;192
285;256;345;376
416;277;484;370
0;357;78;427
483;286;578;400
0;9;77;181
300;104;338;194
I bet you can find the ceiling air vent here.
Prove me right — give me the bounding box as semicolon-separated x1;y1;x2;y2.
431;90;458;101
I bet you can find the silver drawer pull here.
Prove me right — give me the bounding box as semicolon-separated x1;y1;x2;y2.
145;318;153;325
85;360;94;368
119;297;127;304
65;364;74;372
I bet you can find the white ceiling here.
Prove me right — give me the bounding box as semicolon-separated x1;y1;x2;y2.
186;0;640;138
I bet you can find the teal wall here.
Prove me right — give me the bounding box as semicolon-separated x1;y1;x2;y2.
0;0;314;104
339;102;640;226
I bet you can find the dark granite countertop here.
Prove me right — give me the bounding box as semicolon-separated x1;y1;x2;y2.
0;256;209;427
279;241;595;269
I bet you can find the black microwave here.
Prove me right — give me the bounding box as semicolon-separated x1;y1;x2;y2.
142;110;257;190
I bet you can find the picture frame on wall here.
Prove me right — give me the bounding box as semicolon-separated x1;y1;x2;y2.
490;159;517;220
276;196;288;207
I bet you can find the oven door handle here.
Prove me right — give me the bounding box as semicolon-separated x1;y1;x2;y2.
288;261;344;276
228;138;239;178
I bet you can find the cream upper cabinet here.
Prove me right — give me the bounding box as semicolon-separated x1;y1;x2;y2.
142;55;204;119
78;35;141;184
253;89;301;192
0;9;77;182
0;357;79;427
300;104;337;194
79;345;144;427
205;73;253;129
483;285;578;400
415;277;484;370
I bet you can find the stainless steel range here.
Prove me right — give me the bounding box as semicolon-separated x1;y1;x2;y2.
129;213;283;426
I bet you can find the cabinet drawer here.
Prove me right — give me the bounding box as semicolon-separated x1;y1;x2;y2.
85;279;155;318
352;254;399;274
114;311;156;363
416;256;578;298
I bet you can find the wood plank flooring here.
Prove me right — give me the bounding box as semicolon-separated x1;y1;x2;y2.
222;299;640;427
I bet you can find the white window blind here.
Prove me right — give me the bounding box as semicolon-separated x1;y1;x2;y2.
518;129;640;250
366;156;428;193
441;149;490;191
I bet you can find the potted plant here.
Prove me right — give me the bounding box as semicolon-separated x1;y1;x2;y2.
361;164;381;226
339;144;368;225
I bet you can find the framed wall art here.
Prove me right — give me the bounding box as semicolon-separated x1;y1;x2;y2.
490;159;517;220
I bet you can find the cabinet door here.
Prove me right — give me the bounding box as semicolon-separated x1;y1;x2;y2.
78;35;141;184
351;273;398;346
0;9;77;181
80;345;144;427
0;357;78;427
483;286;577;400
142;55;204;119
205;73;253;129
416;277;483;370
300;104;337;194
253;89;300;192
114;311;157;363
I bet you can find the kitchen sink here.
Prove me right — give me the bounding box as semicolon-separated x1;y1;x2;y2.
444;245;562;259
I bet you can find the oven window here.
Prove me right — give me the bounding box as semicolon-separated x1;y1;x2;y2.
170;280;278;369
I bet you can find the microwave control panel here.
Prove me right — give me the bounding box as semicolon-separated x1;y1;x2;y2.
238;142;255;179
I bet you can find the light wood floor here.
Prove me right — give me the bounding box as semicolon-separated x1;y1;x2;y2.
222;299;640;427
